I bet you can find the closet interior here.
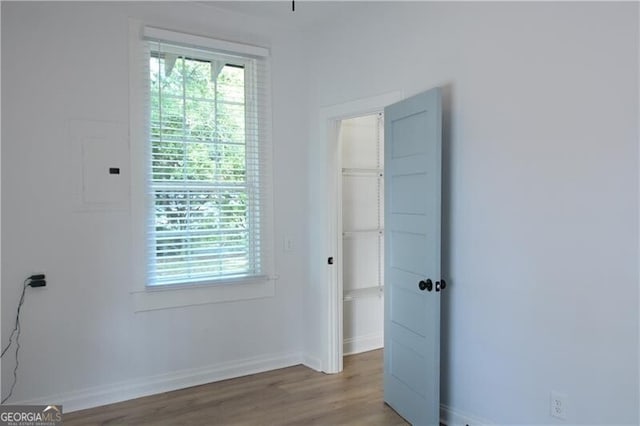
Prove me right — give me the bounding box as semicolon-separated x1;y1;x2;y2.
339;113;384;355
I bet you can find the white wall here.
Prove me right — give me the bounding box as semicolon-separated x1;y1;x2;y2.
306;2;639;424
1;1;308;410
3;2;639;423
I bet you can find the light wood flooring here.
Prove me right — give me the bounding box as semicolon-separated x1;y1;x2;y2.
64;349;408;425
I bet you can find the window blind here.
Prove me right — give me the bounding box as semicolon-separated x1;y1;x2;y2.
143;30;272;287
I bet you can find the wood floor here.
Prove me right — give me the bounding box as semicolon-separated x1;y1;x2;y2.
64;349;408;425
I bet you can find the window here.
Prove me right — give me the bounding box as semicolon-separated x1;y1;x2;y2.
142;28;273;289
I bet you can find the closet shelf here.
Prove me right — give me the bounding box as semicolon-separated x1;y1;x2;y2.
343;286;384;301
341;168;383;177
342;228;384;238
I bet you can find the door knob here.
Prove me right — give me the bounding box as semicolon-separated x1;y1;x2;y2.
435;279;447;292
418;279;433;291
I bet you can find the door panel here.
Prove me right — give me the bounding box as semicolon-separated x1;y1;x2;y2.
384;88;442;426
390;174;429;214
391;111;429;158
389;286;427;337
390;232;428;276
389;340;429;396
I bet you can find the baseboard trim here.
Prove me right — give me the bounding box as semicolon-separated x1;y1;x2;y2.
302;353;323;372
14;351;303;413
440;404;495;426
343;333;383;355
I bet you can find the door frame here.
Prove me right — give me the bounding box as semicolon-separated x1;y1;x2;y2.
321;91;403;374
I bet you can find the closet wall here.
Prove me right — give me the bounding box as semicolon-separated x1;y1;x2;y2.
340;114;384;355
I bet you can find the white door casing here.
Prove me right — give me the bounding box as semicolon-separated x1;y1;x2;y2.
320;91;402;374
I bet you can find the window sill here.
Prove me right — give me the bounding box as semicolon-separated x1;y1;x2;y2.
131;277;276;312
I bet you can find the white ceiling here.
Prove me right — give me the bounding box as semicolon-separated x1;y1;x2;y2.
201;1;371;30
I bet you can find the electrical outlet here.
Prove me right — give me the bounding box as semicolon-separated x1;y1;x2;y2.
550;391;567;420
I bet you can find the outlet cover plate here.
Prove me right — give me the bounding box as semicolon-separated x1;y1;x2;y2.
550;391;568;420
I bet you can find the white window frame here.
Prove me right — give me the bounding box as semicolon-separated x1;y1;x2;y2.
129;21;275;312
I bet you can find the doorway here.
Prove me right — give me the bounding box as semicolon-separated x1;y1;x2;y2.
320;88;442;424
339;114;385;358
321;91;402;374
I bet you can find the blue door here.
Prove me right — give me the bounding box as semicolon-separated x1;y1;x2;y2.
384;88;442;425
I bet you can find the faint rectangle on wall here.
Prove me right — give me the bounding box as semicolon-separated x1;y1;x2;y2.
70;120;129;211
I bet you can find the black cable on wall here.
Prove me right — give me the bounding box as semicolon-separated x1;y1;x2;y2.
1;274;46;404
